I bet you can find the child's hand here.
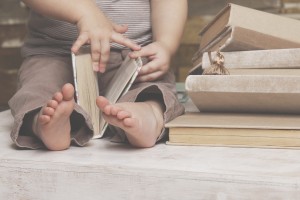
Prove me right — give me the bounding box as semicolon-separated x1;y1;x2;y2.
129;42;172;82
71;11;141;73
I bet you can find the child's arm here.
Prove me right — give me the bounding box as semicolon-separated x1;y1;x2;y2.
22;0;141;72
130;0;188;82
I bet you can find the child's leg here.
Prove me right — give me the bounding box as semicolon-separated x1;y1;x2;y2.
96;49;184;147
96;97;164;148
97;75;185;148
32;83;74;150
9;55;93;150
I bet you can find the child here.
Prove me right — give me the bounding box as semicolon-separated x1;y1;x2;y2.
9;0;187;150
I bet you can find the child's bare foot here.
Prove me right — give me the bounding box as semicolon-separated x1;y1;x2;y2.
96;96;164;148
32;83;75;150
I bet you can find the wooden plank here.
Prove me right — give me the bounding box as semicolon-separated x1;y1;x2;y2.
1;110;300;199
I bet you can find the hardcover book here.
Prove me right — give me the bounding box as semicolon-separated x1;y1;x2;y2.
185;75;300;114
166;112;300;148
201;48;300;75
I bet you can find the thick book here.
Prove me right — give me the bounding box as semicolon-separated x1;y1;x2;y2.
192;28;300;69
201;48;300;75
165;112;300;148
191;4;300;68
185;75;300;114
202;48;300;69
72;47;142;138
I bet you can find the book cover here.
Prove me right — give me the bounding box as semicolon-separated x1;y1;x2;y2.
165;112;300;148
72;47;142;138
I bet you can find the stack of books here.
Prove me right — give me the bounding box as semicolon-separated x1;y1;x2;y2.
191;3;300;70
166;3;300;148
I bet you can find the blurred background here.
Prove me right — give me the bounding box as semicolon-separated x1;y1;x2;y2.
1;0;300;111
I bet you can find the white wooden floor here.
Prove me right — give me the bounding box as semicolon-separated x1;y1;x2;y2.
1;109;300;200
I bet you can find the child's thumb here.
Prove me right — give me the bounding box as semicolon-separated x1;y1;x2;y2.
113;23;128;34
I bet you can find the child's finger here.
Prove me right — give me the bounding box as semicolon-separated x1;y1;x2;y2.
138;60;159;75
111;33;141;51
98;40;110;73
90;38;101;71
136;71;164;82
129;45;155;58
113;23;128;34
71;33;89;53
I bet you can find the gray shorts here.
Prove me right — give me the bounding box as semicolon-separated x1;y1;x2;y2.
9;50;185;149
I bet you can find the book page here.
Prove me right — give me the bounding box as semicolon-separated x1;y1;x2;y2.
72;47;100;137
99;56;143;137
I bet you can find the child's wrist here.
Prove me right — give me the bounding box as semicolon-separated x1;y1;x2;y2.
155;40;177;56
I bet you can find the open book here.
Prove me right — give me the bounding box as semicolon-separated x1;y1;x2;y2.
72;47;143;138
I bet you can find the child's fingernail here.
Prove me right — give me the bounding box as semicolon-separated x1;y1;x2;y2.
98;64;106;73
93;63;99;71
99;68;105;73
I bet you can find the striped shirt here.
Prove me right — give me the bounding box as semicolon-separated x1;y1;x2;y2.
21;0;152;57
